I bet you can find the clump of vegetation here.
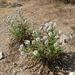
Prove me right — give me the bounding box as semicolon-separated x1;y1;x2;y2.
10;12;32;44
22;22;64;62
30;22;63;61
10;11;64;62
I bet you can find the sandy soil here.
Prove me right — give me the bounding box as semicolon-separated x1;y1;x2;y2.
0;0;75;75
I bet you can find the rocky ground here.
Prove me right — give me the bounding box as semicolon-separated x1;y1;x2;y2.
0;0;75;75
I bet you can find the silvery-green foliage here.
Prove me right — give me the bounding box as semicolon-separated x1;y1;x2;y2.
31;22;63;61
10;10;32;43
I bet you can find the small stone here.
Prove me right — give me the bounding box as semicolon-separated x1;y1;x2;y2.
69;72;75;75
49;72;53;75
0;51;4;60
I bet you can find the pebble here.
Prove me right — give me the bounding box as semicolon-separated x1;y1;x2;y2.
0;51;4;60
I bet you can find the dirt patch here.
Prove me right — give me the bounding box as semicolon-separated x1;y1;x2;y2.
0;0;75;75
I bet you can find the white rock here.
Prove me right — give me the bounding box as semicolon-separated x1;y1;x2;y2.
69;72;75;75
0;52;3;60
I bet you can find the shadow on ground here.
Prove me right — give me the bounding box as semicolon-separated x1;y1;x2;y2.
25;52;75;75
8;40;75;75
43;52;75;75
16;51;75;75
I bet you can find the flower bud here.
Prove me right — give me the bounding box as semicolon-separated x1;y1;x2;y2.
32;40;36;44
35;37;40;42
42;36;48;41
33;50;39;56
24;40;30;45
48;32;52;36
